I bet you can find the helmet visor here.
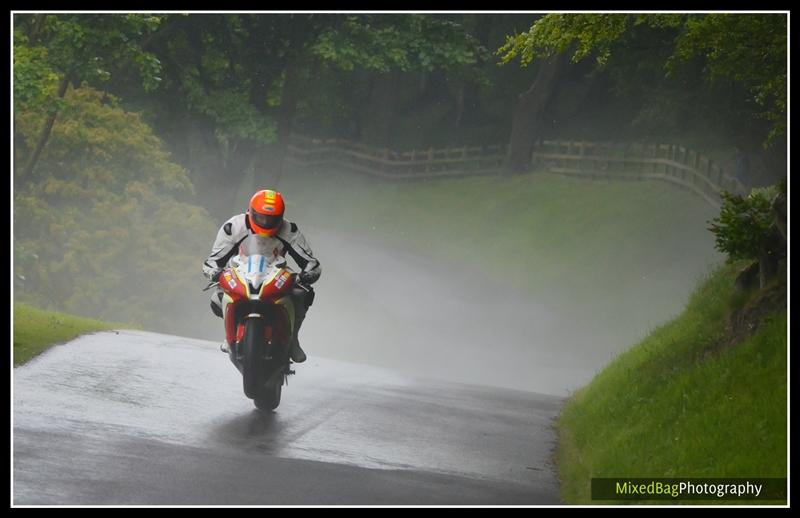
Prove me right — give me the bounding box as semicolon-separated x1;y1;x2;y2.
251;211;283;230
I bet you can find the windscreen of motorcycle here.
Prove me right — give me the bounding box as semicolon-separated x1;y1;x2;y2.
236;235;286;287
239;234;280;258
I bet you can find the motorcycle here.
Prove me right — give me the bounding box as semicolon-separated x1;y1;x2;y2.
204;235;309;411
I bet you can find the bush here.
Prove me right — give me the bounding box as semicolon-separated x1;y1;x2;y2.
14;85;218;331
708;182;785;288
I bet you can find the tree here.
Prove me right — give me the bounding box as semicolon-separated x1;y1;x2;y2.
498;13;787;148
13;14;168;179
14;85;218;329
311;14;488;149
116;14;487;219
133;14;326;217
708;183;786;289
504;50;568;173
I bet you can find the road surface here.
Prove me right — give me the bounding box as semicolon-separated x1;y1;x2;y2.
13;331;562;505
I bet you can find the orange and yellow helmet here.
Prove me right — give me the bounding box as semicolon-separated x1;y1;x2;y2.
247;189;285;236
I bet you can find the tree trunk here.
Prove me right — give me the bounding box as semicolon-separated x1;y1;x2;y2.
220;137;261;217
269;62;301;188
360;71;399;148
454;81;465;129
505;52;568;174
21;73;71;180
28;14;47;43
734;261;760;292
757;224;782;289
758;243;778;289
139;15;181;52
772;191;787;243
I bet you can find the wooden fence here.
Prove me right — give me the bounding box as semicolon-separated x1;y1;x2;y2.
286;134;507;179
286;134;748;208
530;140;748;208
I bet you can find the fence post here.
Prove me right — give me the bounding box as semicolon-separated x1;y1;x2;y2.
706;162;715;195
668;144;674;176
706;158;713;185
711;162;721;188
427;147;433;174
593;142;600;175
652;143;658;174
621;142;628;174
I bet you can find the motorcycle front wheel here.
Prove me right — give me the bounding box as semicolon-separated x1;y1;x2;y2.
242;317;265;399
254;380;282;411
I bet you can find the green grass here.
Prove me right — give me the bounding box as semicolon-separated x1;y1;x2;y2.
13;303;131;366
287;169;719;283
556;262;787;504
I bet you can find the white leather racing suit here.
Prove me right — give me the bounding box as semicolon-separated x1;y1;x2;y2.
203;214;321;284
203;214;320;326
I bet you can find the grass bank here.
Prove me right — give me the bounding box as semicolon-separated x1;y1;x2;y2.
279;166;723;354
285;169;721;299
13;303;131;366
556;261;787;504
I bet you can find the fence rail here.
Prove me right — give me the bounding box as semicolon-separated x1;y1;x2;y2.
530;140;748;208
286;135;507;179
286;134;747;208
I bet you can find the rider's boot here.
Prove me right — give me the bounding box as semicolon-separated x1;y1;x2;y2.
290;301;308;363
290;337;306;363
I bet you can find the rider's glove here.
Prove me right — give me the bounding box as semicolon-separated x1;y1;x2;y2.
209;270;222;283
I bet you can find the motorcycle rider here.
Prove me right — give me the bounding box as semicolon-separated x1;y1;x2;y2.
203;189;320;363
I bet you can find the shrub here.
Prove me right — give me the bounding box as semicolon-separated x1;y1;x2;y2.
708;182;785;288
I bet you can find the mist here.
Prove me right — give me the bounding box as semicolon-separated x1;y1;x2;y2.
172;165;723;396
16;12;775;396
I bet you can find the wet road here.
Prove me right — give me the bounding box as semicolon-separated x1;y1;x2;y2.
13;331;562;505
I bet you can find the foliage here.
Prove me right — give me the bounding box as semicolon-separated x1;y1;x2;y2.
13;29;61;114
312;15;487;73
14;85;218;330
16;86;191;190
708;184;782;262
497;14;633;67
149;14;488;147
669;14;787;144
14;13;166;90
13;14;171;183
157;15;281;147
183;82;278;143
498;13;787;145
